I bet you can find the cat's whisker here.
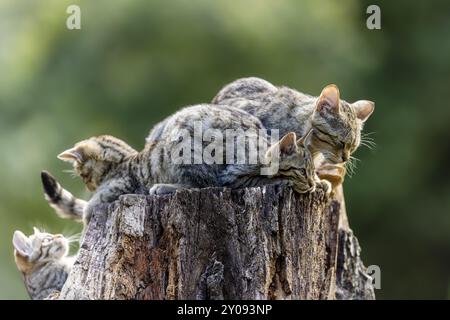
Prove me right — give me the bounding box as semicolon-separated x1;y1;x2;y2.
62;169;79;179
361;137;376;144
361;139;376;145
66;233;81;244
360;144;374;151
360;140;376;150
345;155;360;178
362;131;376;138
345;163;354;177
361;132;377;149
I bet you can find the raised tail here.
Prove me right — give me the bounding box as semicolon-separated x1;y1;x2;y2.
41;171;86;222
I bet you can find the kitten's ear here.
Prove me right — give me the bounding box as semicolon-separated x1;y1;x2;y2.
278;132;298;155
13;231;32;257
265;132;298;160
58;147;83;163
33;227;40;235
297;129;314;147
317;84;340;114
352;100;375;122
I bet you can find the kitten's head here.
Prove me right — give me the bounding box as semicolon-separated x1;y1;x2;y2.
265;130;316;193
310;84;374;164
13;228;69;274
58;135;137;191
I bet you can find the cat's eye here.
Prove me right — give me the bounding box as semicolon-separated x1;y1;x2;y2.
299;168;306;176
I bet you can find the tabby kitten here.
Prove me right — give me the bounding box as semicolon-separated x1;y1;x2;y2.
220;130;318;193
212;77;375;166
55;104;321;223
13;228;74;300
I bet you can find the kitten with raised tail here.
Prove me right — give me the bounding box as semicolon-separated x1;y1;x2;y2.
41;171;85;221
53;104;321;224
13;228;75;300
212;77;375;184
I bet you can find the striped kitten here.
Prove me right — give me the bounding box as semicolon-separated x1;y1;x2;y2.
221;130;318;193
53;104;322;224
13;228;74;300
212;77;375;184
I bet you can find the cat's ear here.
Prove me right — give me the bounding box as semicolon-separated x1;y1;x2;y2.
352;100;375;122
13;231;32;257
317;84;340;114
58;147;84;163
297;129;314;147
265;132;298;160
33;227;40;235
278;132;298;155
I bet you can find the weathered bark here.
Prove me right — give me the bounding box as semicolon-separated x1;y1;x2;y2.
59;185;375;300
333;186;376;300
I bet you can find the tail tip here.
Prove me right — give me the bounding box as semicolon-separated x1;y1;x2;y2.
41;170;59;201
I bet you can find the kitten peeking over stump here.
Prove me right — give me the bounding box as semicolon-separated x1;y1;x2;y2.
14;77;374;299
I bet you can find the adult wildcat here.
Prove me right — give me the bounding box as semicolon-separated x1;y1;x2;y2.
211;77;375;166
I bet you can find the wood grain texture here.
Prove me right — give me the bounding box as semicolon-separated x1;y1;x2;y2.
59;185;374;300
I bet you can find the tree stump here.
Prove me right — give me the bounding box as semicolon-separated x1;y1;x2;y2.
58;185;375;300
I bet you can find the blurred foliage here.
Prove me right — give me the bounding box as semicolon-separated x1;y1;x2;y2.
0;0;449;299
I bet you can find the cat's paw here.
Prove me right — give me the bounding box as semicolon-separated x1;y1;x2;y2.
41;170;60;202
317;179;332;196
316;164;345;189
44;291;61;300
287;178;315;194
149;184;185;195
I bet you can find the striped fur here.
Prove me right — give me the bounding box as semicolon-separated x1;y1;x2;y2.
13;228;74;300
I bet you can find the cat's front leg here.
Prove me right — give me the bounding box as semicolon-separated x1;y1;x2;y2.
315;177;332;196
269;178;294;190
83;179;133;225
82;192;104;226
316;163;346;191
270;177;314;195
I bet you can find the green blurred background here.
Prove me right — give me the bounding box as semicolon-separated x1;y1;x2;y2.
1;0;449;299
